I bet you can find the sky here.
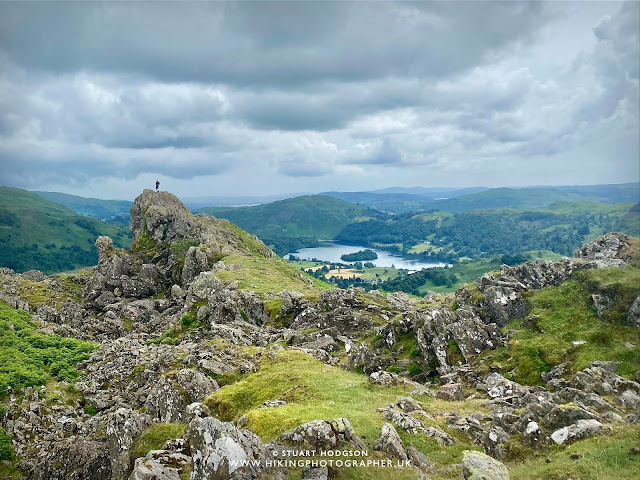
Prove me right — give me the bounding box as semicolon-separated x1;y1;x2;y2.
0;1;638;200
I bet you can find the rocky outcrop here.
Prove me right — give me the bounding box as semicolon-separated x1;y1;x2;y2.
188;416;266;480
130;190;202;245
107;408;152;480
373;423;407;461
462;450;510;480
574;232;635;267
416;307;501;373
550;419;605;445
280;418;366;451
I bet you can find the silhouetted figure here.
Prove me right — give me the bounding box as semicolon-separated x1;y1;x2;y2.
155;180;160;192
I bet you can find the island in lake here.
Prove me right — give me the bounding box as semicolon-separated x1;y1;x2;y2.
340;249;378;262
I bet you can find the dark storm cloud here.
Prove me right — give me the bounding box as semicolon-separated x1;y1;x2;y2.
0;1;546;86
0;1;637;194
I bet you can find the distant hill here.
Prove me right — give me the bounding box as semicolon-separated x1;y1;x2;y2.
325;183;639;213
425;187;586;212
322;191;437;213
33;191;132;223
369;186;489;197
197;195;379;255
0;187;131;273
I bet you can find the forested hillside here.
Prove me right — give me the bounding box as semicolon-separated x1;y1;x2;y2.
336;202;639;261
197;195;379;255
0;187;131;273
33;191;132;223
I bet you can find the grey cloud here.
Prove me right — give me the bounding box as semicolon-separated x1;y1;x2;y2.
0;1;636;194
277;160;331;178
0;1;547;86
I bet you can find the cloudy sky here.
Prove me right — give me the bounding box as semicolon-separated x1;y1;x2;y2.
0;1;637;200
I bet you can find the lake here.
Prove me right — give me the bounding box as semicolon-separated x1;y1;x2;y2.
285;243;449;271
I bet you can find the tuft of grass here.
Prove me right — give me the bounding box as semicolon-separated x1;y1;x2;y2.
0;303;96;397
83;404;98;416
132;423;186;460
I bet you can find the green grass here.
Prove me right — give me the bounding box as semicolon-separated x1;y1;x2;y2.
132;423;186;460
205;349;413;443
479;268;639;385
507;424;639;480
0;303;96;397
0;428;12;461
415;256;504;294
214;254;332;298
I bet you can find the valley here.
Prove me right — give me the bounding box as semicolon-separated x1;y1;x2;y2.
0;189;637;480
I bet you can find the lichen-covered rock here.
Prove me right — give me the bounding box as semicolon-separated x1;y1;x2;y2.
302;465;329;480
521;421;548;448
437;383;465;402
481;373;529;399
20;438;113;480
188;416;265;480
377;406;426;434
462;450;510;480
574;232;634;267
416;307;501;373
146;379;188;423
174;369;219;403
406;446;434;472
129;457;182;480
544;404;599;430
280;418;366;451
130;190;202;245
550;419;604;445
107;408;152;480
373;423;407;461
481;427;510;459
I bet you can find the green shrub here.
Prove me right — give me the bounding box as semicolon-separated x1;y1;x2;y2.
0;304;95;397
407;363;422;376
83;404;98;416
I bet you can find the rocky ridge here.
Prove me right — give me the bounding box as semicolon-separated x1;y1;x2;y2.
0;191;638;480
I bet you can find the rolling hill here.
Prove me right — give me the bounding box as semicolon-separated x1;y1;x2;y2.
197;195;380;254
0;187;132;273
33;191;132;222
325;183;640;213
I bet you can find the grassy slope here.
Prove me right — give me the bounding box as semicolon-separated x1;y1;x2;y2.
33;191;132;220
205;348;486;479
478;265;640;385
215;254;332;299
425;187;591;213
197;195;377;239
0;187;131;273
206;347;639;480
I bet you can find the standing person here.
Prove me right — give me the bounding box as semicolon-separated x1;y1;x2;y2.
155;180;160;192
